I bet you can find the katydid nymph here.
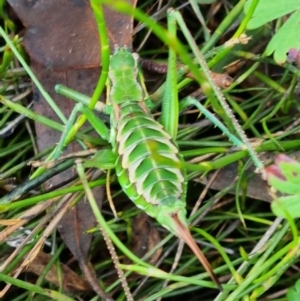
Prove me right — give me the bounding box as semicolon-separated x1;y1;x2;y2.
54;2;261;292
108;47;222;289
56;47;222;289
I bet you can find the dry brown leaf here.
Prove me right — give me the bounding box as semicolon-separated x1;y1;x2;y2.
126;212;162;266
26;251;93;294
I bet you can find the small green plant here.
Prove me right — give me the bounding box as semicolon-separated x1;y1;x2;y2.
265;154;300;218
245;0;300;64
287;279;300;301
265;155;300;300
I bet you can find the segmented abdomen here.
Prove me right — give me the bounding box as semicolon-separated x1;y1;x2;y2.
112;101;187;217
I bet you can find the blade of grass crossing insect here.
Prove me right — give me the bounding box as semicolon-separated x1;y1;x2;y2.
75;161;152;269
55;85;106;112
76;161;134;300
161;10;178;139
90;0;110;109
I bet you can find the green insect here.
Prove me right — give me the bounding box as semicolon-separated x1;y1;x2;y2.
69;47;222;289
52;3;259;292
53;42;228;289
110;47;217;275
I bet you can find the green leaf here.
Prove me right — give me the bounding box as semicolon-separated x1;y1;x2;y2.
267;172;300;195
245;0;300;64
279;161;300;184
266;155;300;218
265;9;300;64
287;279;300;301
271;195;300;219
267;157;300;194
245;0;300;29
